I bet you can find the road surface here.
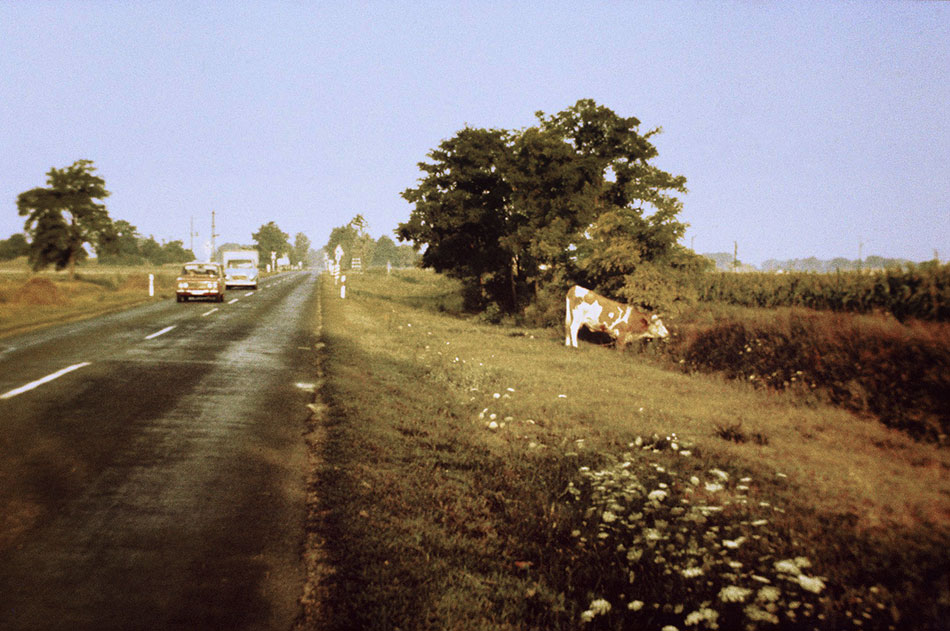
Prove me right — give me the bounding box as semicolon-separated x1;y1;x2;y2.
0;272;318;631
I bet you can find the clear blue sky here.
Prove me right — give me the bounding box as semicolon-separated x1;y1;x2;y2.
2;2;948;265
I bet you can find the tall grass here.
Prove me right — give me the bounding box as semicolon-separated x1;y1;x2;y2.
299;269;949;631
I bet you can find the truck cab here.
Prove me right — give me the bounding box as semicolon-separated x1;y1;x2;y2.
221;251;260;289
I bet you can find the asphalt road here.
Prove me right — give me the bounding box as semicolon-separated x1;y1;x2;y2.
0;272;319;631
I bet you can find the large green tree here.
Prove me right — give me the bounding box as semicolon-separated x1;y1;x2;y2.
16;159;113;277
252;221;290;268
291;232;311;266
398;127;514;307
398;100;693;311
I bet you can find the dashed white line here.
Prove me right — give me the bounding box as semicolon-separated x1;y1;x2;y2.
145;325;176;340
201;308;219;317
228;298;239;304
1;362;92;400
244;291;254;297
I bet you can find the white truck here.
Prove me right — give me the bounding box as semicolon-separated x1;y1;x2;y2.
221;249;260;289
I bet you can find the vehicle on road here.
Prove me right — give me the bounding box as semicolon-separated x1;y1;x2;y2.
221;249;260;289
176;262;226;302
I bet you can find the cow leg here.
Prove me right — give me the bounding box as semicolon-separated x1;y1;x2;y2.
565;297;573;346
570;321;583;348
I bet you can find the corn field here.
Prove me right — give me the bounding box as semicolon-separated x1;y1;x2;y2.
693;264;950;321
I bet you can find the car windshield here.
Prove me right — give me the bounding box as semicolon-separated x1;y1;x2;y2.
182;265;218;276
227;260;255;268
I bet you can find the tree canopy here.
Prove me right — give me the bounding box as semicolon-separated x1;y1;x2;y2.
398;99;699;312
16;159;113;276
0;233;29;261
291;232;311;266
252;221;290;267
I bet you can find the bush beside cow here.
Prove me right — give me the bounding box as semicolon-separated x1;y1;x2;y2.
565;285;669;349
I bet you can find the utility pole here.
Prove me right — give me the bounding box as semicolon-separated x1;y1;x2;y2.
210;211;220;261
190;216;196;253
733;241;738;271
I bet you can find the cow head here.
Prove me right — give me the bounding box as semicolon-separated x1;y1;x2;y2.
616;313;669;346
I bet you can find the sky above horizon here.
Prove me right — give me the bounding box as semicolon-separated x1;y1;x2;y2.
1;2;948;265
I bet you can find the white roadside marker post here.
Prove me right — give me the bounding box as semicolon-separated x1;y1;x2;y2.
148;273;154;297
340;275;346;299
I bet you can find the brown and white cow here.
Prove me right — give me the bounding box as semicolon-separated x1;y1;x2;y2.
565;285;669;349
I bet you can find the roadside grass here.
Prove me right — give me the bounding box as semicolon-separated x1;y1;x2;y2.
0;258;182;338
302;269;949;630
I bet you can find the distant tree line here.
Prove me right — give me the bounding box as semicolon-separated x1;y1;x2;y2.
323;214;419;270
249;221;311;268
703;252;920;273
9;159;314;274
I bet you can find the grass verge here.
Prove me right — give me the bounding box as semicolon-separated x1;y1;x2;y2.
300;269;949;630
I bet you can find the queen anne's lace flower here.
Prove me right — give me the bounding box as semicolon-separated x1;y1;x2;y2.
684;608;719;627
719;585;753;603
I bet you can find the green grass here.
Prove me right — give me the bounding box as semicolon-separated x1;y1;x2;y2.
298;269;950;631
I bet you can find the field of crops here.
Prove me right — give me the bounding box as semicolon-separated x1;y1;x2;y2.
693;264;949;321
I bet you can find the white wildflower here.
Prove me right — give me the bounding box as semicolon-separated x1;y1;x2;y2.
680;566;705;578
705;482;724;493
719;585;753;603
794;556;812;569
722;536;747;549
710;468;729;481
744;604;779;624
582;598;611;621
626;548;643;562
627;600;644;611
774;559;802;576
690;476;700;486
750;519;768;527
487;421;498;430
684;608;719;627
648;489;668;502
797;574;825;593
757;586;782;602
493;392;501;399
602;510;617;523
661;626;679;631
644;528;663;541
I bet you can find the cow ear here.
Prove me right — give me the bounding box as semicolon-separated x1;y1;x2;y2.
651;314;659;321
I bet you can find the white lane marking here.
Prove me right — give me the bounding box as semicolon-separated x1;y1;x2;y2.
201;308;219;317
244;292;254;297
145;325;176;340
228;298;239;304
1;362;92;400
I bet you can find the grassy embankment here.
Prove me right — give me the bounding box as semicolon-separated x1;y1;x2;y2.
299;269;949;631
0;258;181;338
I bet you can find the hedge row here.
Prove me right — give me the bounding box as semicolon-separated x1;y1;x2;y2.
655;308;950;443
